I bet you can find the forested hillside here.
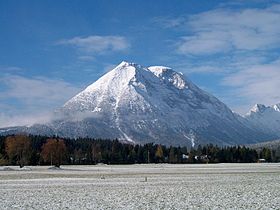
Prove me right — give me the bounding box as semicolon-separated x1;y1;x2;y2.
0;135;278;167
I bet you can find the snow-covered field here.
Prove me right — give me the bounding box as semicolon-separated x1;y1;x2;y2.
0;163;279;209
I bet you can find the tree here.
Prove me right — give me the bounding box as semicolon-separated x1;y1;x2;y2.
5;135;31;168
92;143;102;164
74;149;83;164
169;146;177;163
155;145;164;163
0;153;8;166
260;148;272;162
41;138;67;167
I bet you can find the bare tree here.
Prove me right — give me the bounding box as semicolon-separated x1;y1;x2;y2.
5;135;31;168
41;138;67;167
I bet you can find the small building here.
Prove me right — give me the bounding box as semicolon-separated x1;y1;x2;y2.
182;154;189;159
258;159;266;163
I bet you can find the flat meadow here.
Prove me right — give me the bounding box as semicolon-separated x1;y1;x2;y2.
0;163;279;209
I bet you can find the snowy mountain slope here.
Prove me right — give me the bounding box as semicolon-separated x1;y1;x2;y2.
245;103;280;136
1;61;278;147
247;139;280;151
42;61;276;146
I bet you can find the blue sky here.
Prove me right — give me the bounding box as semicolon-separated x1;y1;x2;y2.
1;0;280;127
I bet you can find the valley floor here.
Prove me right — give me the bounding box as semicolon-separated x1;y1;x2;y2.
0;163;279;209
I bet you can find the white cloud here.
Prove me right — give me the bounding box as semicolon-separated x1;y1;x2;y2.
0;75;81;127
152;16;185;28
177;33;231;55
177;4;280;55
58;35;130;54
0;112;54;128
78;55;95;61
164;4;280;114
0;66;23;73
0;75;80;103
222;59;280;113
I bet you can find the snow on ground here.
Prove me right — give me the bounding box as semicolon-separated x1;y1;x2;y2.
0;163;279;209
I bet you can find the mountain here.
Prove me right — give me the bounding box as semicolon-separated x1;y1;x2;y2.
247;139;280;151
0;61;278;147
245;103;280;136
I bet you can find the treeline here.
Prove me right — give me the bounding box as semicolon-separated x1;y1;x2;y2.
0;134;278;167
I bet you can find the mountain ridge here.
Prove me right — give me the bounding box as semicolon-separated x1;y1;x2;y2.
0;61;279;147
245;103;280;137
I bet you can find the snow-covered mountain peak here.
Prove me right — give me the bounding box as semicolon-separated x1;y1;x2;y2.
247;102;280;116
148;66;172;77
116;61;141;69
245;102;280;137
81;61;141;94
148;66;187;90
81;62;189;95
23;61;277;147
249;104;267;114
273;103;280;112
2;61;279;146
